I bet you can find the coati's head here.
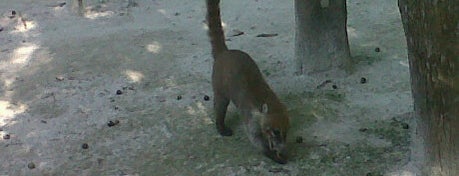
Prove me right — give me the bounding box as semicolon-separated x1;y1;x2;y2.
258;104;290;164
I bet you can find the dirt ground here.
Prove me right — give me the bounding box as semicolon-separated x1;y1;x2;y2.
0;0;420;175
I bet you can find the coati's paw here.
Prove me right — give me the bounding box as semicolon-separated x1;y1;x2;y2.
218;128;233;136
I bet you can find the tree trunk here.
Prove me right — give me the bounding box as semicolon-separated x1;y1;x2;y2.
398;1;459;175
73;0;84;16
294;0;351;74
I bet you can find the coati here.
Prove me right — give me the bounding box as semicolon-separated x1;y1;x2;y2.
206;0;290;164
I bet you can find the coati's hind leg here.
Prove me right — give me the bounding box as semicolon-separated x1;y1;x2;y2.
214;93;232;136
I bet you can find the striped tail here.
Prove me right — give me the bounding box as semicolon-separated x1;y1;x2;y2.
206;0;228;59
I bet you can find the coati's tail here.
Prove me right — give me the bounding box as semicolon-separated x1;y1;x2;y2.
206;0;228;58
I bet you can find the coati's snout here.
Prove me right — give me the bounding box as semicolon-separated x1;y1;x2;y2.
262;127;288;164
255;104;290;164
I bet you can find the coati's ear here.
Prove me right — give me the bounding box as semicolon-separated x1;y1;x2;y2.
261;104;268;114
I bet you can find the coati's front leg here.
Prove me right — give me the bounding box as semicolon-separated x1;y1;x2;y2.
214;93;232;136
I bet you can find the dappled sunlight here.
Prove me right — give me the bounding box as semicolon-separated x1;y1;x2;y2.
2;78;16;99
146;41;162;53
10;19;37;33
124;70;144;83
10;44;39;65
0;100;27;126
196;102;213;125
186;102;213;125
399;60;409;67
84;10;115;19
158;9;167;15
347;26;358;38
2;78;15;89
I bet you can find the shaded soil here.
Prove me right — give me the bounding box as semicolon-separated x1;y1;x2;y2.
0;0;416;175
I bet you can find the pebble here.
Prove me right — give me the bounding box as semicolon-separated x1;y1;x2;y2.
56;76;65;81
82;143;89;149
27;162;35;169
107;120;120;127
402;123;409;129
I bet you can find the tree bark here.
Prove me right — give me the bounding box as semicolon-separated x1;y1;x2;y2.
73;0;84;16
398;1;459;175
294;0;351;74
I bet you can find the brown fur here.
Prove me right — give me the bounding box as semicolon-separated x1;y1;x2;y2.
206;0;290;164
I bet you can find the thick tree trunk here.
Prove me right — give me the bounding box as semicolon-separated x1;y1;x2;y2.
74;0;84;16
398;1;459;175
294;0;351;74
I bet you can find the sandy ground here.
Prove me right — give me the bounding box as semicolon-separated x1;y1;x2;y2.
0;0;418;175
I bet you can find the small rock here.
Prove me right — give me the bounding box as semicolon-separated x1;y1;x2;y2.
107;120;120;127
203;95;210;101
56;76;65;81
116;90;123;95
82;143;89;149
360;77;367;84
107;121;115;127
3;134;10;140
229;29;244;37
402;123;409;129
27;162;35;169
296;136;303;143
